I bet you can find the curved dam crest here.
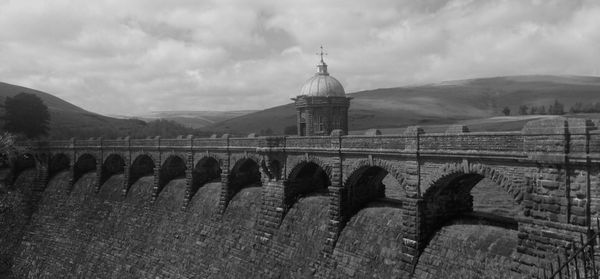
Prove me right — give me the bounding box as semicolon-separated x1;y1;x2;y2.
0;169;520;278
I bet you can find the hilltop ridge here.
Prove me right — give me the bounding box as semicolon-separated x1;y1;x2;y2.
207;75;600;135
2;75;600;138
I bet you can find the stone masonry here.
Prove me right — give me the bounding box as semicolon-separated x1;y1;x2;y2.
7;117;600;276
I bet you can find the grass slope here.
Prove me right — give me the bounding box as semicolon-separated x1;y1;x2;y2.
133;110;257;129
207;75;600;135
0;82;146;139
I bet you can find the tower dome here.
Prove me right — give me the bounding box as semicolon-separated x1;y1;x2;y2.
293;46;351;137
299;54;345;97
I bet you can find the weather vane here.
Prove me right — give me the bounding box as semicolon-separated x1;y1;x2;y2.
317;45;327;62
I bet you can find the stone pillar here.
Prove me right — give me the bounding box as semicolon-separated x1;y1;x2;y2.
151;165;160;203
122;137;131;197
94;157;103;193
122;154;130;197
402;126;424;274
218;171;230;214
182;152;194;210
400;196;422;273
68;138;76;193
323;131;344;253
403;126;423;197
68;158;76;193
94;138;103;193
324;184;343;253
256;178;286;241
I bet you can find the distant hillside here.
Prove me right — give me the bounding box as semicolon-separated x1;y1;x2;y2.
206;75;600;135
0;82;207;139
133;110;257;129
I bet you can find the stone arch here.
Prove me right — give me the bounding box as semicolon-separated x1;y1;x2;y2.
192;154;224;171
341;165;397;225
73;153;97;185
423;162;523;206
285;156;333;183
228;157;261;199
128;154;155;191
130;152;157;164
419;162;522;253
284;161;331;217
229;153;262;172
158;155;187;195
159;152;187;167
345;158;408;199
100;153;125;187
48;153;70;180
190;156;221;197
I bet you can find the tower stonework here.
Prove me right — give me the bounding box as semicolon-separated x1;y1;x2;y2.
293;51;351;136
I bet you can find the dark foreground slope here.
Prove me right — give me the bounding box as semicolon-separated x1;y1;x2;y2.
208;75;600;135
1;171;520;278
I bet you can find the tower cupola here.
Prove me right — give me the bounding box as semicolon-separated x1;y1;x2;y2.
293;46;351;136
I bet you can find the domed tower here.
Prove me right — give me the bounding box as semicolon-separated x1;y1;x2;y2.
293;48;351;136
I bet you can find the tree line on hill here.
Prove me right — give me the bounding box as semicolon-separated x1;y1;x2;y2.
501;99;588;116
503;100;600;116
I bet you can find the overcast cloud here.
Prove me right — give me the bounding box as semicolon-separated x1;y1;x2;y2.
1;0;599;116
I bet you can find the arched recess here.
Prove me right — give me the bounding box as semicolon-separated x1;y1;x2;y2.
100;154;125;187
284;161;331;216
73;153;97;185
346;159;408;199
128;154;155;190
190;156;221;197
420;163;523;252
341;166;401;225
158;155;187;195
285;156;333;181
49;153;70;180
228;157;261;199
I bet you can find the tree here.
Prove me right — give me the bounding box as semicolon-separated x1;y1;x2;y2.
538;105;546;115
3;93;50;138
502;106;511;116
518;105;528;115
548;99;564;115
529;106;537;115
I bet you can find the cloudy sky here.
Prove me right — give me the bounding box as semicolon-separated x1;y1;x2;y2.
1;0;599;116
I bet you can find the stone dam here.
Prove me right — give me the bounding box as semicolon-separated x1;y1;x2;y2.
2;117;600;278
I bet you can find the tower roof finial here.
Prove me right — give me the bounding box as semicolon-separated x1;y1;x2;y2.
317;45;327;63
316;45;328;75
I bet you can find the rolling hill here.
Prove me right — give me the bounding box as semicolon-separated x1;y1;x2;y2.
0;82;149;139
132;110;257;129
206;75;600;135
2;75;600;139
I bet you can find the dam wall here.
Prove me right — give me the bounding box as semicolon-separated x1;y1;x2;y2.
0;169;521;278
